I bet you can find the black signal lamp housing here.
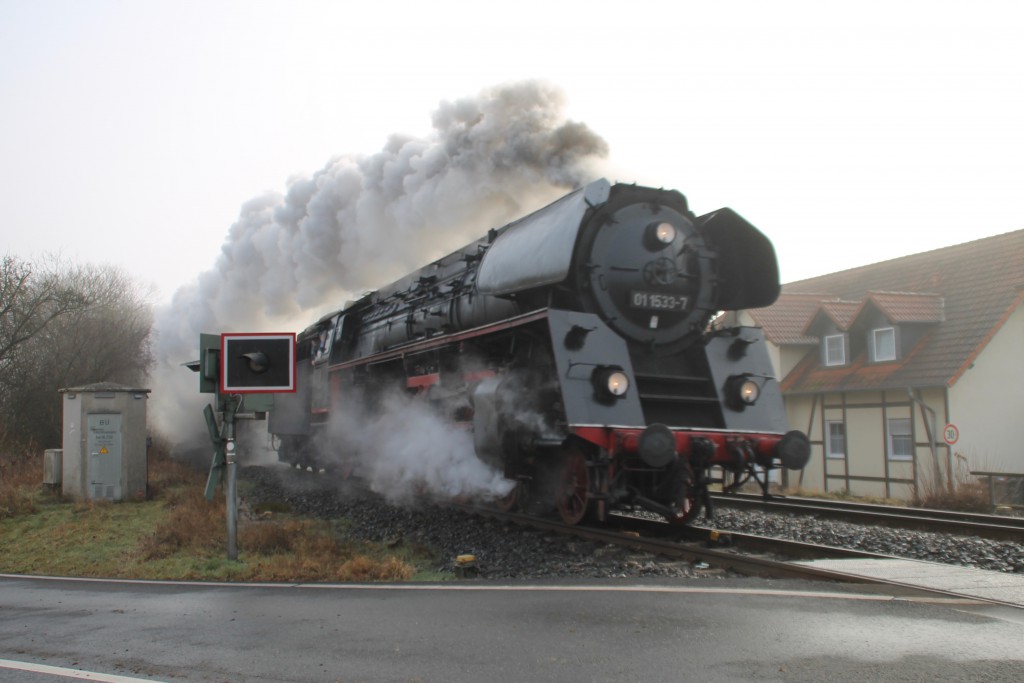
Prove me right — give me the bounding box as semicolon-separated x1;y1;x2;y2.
220;333;297;394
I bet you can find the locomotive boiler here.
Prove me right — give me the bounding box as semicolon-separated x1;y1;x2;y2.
269;179;810;524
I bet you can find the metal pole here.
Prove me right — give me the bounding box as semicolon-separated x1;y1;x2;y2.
224;397;238;561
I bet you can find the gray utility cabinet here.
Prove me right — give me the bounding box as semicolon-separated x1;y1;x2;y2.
60;382;150;501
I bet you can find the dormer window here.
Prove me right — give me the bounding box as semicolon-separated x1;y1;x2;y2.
872;327;896;362
824;334;846;366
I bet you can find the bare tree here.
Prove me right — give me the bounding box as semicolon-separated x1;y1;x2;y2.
0;256;87;369
0;256;155;448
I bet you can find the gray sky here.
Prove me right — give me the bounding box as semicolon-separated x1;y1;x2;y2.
2;0;1021;304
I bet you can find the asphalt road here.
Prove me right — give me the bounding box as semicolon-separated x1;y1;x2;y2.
1;574;1022;682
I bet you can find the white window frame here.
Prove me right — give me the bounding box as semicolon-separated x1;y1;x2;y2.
824;334;846;366
887;418;913;461
872;327;896;362
826;420;846;459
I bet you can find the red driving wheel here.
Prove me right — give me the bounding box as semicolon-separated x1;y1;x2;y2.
556;449;591;525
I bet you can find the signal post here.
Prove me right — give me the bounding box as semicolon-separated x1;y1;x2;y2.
188;333;296;560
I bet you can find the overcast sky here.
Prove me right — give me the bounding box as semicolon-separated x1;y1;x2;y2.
2;0;1021;305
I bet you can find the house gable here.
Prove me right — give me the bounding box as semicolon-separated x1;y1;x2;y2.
846;293;943;365
767;230;1024;393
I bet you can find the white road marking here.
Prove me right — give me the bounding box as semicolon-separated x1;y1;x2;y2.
0;659;165;682
0;573;975;604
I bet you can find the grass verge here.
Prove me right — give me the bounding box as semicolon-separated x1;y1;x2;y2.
0;439;439;582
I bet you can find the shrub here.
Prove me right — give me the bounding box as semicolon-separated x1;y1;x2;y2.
913;451;992;513
141;488;225;559
0;444;44;518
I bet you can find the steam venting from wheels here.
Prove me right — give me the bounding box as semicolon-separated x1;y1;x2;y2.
326;392;516;504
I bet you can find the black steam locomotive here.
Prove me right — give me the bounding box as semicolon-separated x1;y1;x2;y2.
269;179;809;524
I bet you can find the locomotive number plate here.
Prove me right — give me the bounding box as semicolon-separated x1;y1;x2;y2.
630;291;688;311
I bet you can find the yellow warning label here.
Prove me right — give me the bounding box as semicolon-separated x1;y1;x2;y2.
100;447;108;454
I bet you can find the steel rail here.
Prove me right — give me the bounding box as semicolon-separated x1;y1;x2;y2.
461;505;955;585
461;505;1024;609
709;492;1024;542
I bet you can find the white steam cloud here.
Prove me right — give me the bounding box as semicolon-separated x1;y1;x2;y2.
330;393;514;504
150;81;610;501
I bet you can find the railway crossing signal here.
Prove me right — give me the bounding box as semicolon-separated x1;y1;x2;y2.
187;332;297;561
220;333;297;393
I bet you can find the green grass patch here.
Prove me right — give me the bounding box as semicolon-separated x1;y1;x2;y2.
0;498;167;576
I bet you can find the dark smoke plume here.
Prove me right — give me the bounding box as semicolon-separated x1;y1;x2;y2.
152;80;609;444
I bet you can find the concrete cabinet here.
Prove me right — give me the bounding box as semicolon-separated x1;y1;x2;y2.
61;383;150;501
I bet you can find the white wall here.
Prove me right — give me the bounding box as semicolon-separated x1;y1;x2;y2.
948;304;1024;473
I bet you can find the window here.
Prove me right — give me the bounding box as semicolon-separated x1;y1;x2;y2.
826;420;846;458
872;327;896;362
311;326;332;364
824;334;846;366
329;314;348;363
887;418;913;460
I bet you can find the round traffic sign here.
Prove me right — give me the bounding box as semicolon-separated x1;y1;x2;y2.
943;423;959;445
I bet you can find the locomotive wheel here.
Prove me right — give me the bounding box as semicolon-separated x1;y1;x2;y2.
556;450;591;525
668;498;697;524
667;487;699;525
339;456;354;481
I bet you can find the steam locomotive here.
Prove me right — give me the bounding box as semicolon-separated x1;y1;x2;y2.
269;179;809;524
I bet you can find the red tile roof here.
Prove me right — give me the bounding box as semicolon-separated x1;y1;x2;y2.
803;300;860;337
751;230;1024;393
749;292;831;345
863;292;945;323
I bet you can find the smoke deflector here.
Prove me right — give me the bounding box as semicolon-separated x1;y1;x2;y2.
699;208;781;310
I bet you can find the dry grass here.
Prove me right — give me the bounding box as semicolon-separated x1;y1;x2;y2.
913;452;992;513
146;436;201;500
140;488;226;559
239;519;415;582
0;435;423;582
0;444;45;518
914;481;990;512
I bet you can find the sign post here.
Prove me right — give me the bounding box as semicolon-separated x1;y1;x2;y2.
188;332;297;561
223;395;240;560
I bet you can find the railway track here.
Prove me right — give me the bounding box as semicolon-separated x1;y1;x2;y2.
251;466;1024;607
458;503;1024;609
708;492;1024;542
461;504;881;580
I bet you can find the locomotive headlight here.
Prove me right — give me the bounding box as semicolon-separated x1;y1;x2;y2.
738;379;759;404
606;370;629;396
592;366;630;400
644;221;677;250
726;374;761;410
653;222;676;244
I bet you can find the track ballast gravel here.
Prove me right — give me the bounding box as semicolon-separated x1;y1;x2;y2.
241;465;1024;579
